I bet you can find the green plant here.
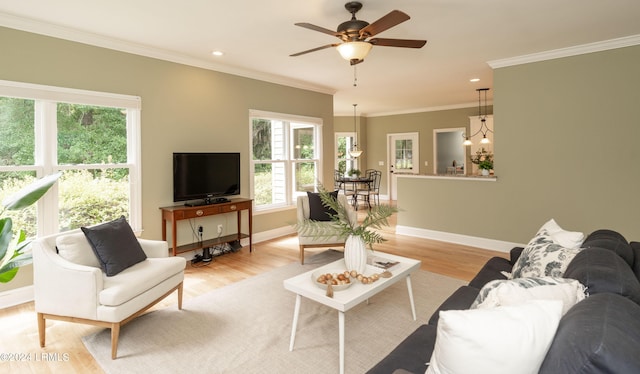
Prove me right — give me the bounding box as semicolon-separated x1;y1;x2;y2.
297;186;397;248
470;148;494;170
347;169;361;177
0;173;61;283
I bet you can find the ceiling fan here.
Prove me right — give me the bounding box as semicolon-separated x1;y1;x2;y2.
290;1;427;65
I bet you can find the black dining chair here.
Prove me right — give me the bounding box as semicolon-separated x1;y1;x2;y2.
357;170;381;209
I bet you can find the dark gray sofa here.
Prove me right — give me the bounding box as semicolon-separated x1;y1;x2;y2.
367;229;640;374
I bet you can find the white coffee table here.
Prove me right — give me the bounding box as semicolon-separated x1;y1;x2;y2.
283;252;421;374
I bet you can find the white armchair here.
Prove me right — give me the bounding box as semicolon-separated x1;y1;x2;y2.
296;193;357;264
32;228;186;359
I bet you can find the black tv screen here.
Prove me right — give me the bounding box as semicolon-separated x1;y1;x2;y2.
173;152;240;204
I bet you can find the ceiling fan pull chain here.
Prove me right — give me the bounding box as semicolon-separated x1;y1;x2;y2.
353;64;358;87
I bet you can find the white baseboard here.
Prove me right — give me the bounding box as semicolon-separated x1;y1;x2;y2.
252;226;296;243
0;285;34;309
395;225;524;253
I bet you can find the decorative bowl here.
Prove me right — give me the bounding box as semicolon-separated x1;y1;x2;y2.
311;268;353;292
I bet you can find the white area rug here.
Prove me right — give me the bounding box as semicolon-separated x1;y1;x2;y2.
83;250;465;374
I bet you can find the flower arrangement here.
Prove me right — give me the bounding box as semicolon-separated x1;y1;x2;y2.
470;148;494;170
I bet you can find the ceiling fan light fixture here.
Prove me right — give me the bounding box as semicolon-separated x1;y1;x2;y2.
337;41;372;61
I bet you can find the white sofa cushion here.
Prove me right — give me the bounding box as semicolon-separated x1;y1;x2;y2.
56;231;101;268
426;300;563;374
99;257;186;306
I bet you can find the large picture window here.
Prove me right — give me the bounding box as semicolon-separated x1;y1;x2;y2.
249;110;322;211
0;80;141;237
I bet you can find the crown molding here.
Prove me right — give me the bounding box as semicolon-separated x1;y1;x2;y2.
488;34;640;69
0;12;336;96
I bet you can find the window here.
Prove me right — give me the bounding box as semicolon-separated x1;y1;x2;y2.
249;110;322;211
335;132;358;176
0;80;141;237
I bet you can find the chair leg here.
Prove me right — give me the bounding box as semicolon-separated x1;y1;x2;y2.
299;245;305;264
111;322;120;359
177;282;184;310
38;312;46;348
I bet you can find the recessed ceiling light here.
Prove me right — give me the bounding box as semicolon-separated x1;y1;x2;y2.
470;78;480;82
212;50;224;57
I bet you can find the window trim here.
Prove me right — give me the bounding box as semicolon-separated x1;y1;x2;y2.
0;80;142;235
249;109;323;212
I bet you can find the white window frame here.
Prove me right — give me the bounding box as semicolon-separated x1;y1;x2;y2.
0;80;142;235
249;110;323;212
334;131;358;174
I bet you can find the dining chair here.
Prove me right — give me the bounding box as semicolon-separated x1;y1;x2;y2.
334;169;343;191
357;169;382;208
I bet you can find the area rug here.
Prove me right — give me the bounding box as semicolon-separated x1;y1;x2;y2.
83;250;466;374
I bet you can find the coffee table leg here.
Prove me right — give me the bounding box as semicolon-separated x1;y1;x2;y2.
289;294;301;351
406;276;417;320
339;310;345;374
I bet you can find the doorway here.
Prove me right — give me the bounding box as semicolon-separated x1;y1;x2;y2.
433;128;465;175
387;132;419;201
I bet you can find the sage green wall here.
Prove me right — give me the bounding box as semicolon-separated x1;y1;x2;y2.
398;45;640;245
0;27;334;292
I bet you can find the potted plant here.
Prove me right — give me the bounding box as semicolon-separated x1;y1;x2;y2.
347;169;362;178
470;148;494;176
0;173;61;283
297;186;397;273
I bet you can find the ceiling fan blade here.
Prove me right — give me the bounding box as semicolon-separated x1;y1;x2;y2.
294;23;341;37
369;38;427;48
359;10;410;38
290;44;339;57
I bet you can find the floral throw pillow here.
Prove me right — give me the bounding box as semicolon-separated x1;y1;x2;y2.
510;229;583;279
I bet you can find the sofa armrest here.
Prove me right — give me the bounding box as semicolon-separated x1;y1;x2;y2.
468;257;512;289
428;286;479;325
510;247;524;265
33;240;103;320
366;324;436;374
138;239;169;258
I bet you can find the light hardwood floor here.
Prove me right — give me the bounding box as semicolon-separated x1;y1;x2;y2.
0;207;508;373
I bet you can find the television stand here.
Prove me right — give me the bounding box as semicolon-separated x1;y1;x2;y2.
160;198;253;256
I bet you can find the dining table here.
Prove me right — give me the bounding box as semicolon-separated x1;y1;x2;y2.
336;176;373;210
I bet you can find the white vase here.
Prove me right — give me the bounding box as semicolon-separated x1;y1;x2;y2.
481;169;489;176
344;235;368;274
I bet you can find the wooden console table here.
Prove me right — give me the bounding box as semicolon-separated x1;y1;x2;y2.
160;198;253;256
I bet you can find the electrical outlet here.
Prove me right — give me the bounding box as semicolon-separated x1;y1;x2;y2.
217;224;223;234
198;225;203;233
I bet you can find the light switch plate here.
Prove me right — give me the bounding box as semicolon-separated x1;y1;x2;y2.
378;161;384;166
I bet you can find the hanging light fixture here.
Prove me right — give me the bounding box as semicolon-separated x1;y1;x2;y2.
349;103;363;158
336;41;373;62
462;88;493;146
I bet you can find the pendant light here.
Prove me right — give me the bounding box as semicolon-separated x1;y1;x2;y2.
462;88;493;146
349;103;363;158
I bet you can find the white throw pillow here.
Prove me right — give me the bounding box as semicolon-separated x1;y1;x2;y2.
540;218;584;248
56;231;101;268
425;300;563;374
510;230;582;279
472;277;587;315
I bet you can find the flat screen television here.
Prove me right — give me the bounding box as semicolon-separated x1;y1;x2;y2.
173;152;240;205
